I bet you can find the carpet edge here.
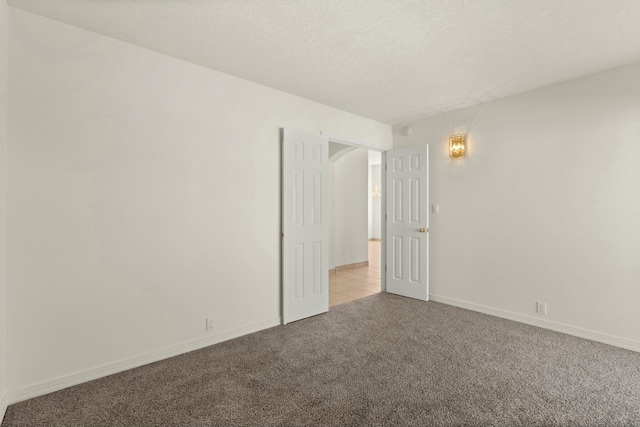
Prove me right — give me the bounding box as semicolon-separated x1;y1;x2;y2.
430;294;640;353
6;316;282;405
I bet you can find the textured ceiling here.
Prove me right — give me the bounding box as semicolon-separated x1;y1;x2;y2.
9;0;640;124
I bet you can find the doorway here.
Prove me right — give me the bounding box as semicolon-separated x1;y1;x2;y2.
328;148;381;307
281;129;429;323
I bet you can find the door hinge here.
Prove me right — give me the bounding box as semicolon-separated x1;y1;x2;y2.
281;232;284;238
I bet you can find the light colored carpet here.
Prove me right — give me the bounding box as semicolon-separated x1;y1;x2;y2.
3;293;640;426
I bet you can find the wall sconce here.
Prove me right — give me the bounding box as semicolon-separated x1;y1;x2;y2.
449;134;466;159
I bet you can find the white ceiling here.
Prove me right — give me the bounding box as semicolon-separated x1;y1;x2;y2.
9;0;640;125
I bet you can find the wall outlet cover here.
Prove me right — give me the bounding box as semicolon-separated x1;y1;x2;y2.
536;302;547;315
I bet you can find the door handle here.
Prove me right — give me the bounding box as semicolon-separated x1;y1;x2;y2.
419;227;427;233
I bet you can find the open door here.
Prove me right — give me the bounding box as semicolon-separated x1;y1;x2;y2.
385;145;429;301
282;129;329;324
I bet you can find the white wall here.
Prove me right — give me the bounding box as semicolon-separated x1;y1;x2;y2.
7;9;392;399
328;162;335;269
394;62;640;351
368;165;372;238
332;149;369;267
369;164;381;240
0;0;8;420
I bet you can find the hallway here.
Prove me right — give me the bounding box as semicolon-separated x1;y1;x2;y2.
329;240;381;307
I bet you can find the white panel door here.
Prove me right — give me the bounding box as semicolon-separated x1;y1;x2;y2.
282;129;329;324
385;145;429;301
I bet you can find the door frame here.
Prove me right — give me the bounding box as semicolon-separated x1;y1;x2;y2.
320;131;387;292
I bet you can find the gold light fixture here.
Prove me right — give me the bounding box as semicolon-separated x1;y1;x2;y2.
449;134;466;159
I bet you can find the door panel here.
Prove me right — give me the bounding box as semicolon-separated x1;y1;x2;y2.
385;145;429;301
282;129;329;323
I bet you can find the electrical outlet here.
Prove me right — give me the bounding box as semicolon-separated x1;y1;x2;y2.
206;317;215;332
536;302;547;315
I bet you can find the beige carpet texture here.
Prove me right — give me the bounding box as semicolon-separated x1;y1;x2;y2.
2;293;640;426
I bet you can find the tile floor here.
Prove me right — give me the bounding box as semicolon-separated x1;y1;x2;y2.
329;240;381;307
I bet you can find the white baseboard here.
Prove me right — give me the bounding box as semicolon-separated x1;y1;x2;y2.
1;391;7;423
430;294;640;353
8;317;281;405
